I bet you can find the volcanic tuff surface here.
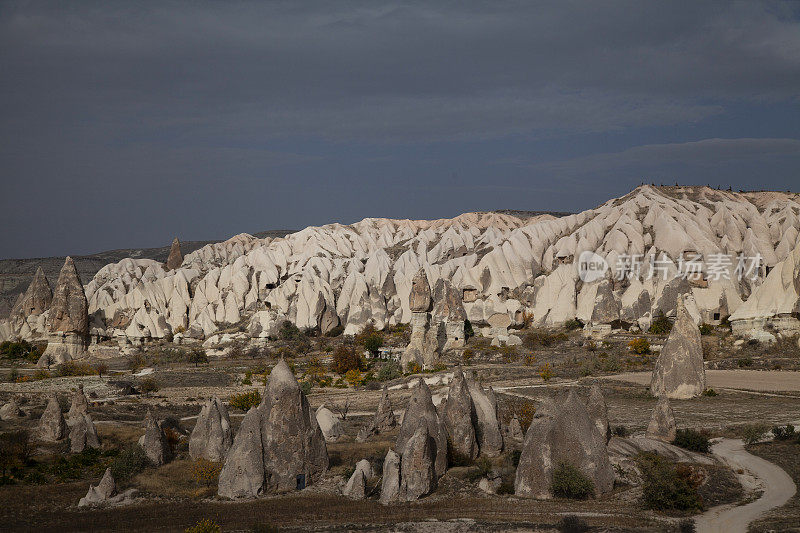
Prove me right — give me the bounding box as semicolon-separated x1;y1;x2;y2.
3;186;800;344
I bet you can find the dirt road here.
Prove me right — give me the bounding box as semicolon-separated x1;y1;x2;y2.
604;370;800;392
694;438;796;533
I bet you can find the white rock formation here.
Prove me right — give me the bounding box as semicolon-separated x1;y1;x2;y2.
5;186;798;345
315;405;342;442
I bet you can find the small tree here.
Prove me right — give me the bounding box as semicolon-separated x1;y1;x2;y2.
188;348;209;367
330;344;362;375
94;362;109;378
331;397;351;420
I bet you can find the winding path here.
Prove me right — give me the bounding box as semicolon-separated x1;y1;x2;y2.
694;438;796;533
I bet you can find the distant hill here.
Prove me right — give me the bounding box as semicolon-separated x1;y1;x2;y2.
0;230;294;316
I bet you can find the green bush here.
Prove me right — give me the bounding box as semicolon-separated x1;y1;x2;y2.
139;377;160;393
355;323;384;355
649;310;673;335
229;390;262;411
279;320;303;341
672;428;710;453
0;340;44;361
741;424;769;445
111;444;149;482
377;361;401;382
772;424;796;441
551;462;594;499
636;452;703;511
737;357;753;368
564;318;584;331
698;323;714;335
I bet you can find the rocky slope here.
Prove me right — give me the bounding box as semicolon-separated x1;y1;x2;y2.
3;186;800;346
0;231;294;317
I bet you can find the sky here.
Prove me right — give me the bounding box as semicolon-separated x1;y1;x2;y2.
1;1;800;259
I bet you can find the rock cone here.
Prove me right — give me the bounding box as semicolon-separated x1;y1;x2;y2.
70;413;100;453
646;396;677;442
400;426;437;501
379;449;401;504
39;394;67;441
67;385;89;423
0;397;24;420
166;237;183;270
343;459;373;499
395;378;448;478
217;405;265;499
315;405;342;442
9;267;52;330
357;386;396;442
467;376;504;457
441;367;477;461
217;359;329;499
514;389;614;499
189;396;232;462
140;410;171;466
44;257;89;360
650;295;706;399
409;269;432;313
46;256;89;336
587;384;610;443
78;468;115;507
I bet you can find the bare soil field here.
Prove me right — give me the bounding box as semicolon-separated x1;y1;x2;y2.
2;325;799;532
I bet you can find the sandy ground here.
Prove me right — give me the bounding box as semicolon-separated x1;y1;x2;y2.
694;438;797;533
603;370;800;393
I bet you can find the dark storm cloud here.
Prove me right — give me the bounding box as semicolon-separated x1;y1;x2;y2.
1;1;799;257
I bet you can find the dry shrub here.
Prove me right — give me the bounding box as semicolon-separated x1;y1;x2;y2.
330;344;363;375
192;459;223;487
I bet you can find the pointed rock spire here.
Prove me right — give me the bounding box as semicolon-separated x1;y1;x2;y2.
650;295;706;399
218;359;329;498
46;256;89;336
70;413;100;453
140;410;172;466
189;396;232;462
39;394;67;441
78;468;116;507
442;367;477;461
587;384;610;443
356;386;396;442
514;389;614;499
67;384;89;424
165;237;183;270
400;426;437;501
647;396;677;442
10;266;52;329
466;375;504;457
396;378;448;478
217;405;266;499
